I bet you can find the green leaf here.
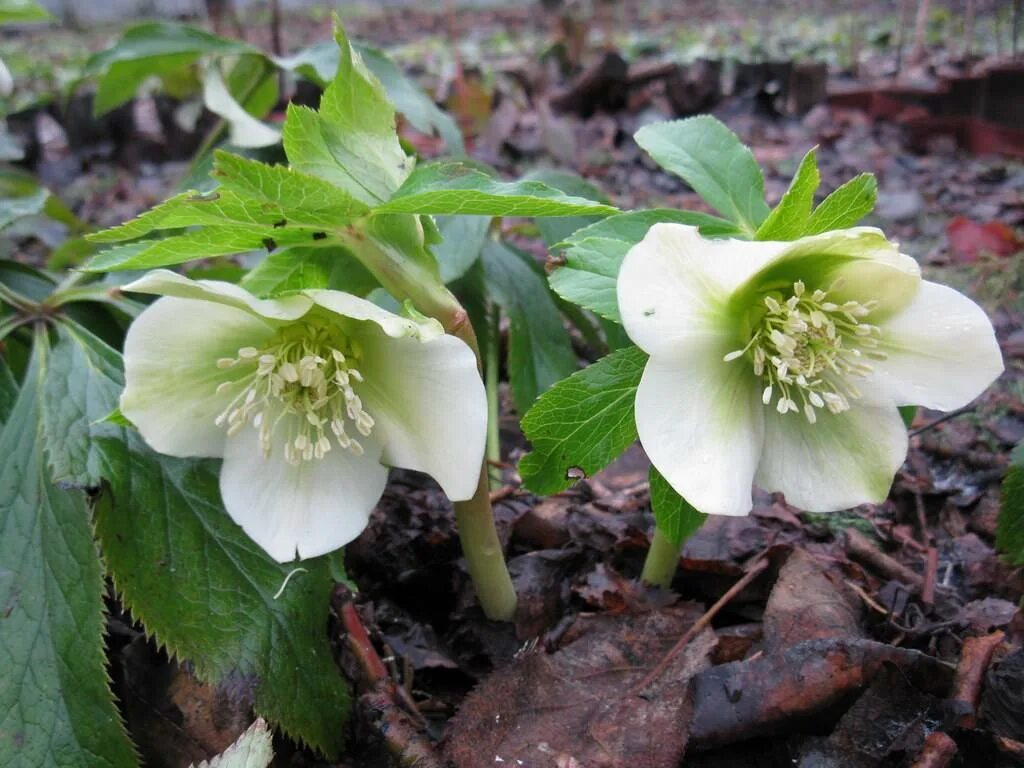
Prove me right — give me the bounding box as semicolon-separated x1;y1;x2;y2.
375;162;619;217
433;215;489;283
86;22;255;115
192;719;273;768
649;466;707;548
524;168;610;249
202;63;280;149
0;169;48;230
755;148;820;241
0;341;138;768
85;224;317;272
354;43;465;155
0;357;16;428
634;116;770;236
93;433;351;757
283;27;412;205
0;0;51;24
805;173;878;235
996;441;1024;566
241;245;378;297
481;242;577;414
899;405;917;428
40;323;123;488
212;151;371;226
548;209;739;323
519;345;647;495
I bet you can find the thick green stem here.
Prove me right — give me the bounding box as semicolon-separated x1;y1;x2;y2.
484;304;502;488
641;526;682;588
344;227;517;621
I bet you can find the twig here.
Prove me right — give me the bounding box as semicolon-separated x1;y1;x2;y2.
489;484;518;503
921;547;938;610
908;405;974;437
844;528;924;591
951;631;1004;727
632;555;770;695
333;585;387;687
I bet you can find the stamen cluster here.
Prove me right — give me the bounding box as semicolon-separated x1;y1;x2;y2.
724;281;885;423
214;322;375;464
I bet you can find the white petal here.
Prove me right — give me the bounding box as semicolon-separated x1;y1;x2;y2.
636;345;764;516
861;280;1004;411
219;417;388;562
305;289;445;341
356;329;486;500
755;402;907;511
124;269;312;321
617;223;789;357
121;297;276;457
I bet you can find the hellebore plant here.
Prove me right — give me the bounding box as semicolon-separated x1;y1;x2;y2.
618;222;1003;517
118;269;486;561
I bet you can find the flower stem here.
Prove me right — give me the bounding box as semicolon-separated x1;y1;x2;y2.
485;304;502;488
641;525;682;588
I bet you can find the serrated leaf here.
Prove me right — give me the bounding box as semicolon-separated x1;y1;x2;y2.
0;341;138;768
375;162;618;217
805;172;878;234
634;116;770;236
86;22;255;115
283;27;412;205
524;168;610;249
191;719;273;768
433;214;489;283
40;323;123;487
649;466;707;548
481;241;577;414
0;0;51;24
93;432;351;756
0;358;16;428
519;345;647;495
996;441;1024;566
755;148;820;241
548;209;739;323
203;63;280;149
212;151;371;226
85;225;316;272
241;245;378;297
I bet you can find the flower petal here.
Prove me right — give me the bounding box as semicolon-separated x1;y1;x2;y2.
636;344;764;516
121;296;277;458
305;289;445;341
356;329;486;500
755;402;907;512
219;417;388;562
124;269;312;321
617;223;789;357
861;280;1003;411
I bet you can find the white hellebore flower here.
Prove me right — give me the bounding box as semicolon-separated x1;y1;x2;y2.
617;224;1003;516
119;269;486;562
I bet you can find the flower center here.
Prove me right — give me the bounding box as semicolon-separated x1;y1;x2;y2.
724;280;886;423
213;322;375;464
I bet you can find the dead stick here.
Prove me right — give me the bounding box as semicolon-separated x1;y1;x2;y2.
951;630;1004;727
910;731;958;768
844;528;923;591
333;586;389;687
633;556;770;695
921;547;938;609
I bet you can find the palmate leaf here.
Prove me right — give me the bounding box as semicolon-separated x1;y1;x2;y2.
755;148;820;241
0;338;137;768
481;241;577;414
634;116;770;236
433;214;490;283
374;162;619;217
519;345;647;494
241;245;378;298
806;172;878;234
548;209;740;323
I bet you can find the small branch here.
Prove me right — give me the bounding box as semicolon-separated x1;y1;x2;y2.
951;631;1004;727
844;528;923;591
633;554;770;695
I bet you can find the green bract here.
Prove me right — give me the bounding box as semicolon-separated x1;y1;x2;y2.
119;269;486;562
617;223;1004;516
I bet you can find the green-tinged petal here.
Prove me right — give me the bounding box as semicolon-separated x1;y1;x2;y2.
732;227;920;319
124;269;312;321
122;296;276;457
617;223;788;358
863;280;1004;411
357;330;486;500
636;344;764;516
305;289;444;341
755;402;907;511
220;413;388;562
